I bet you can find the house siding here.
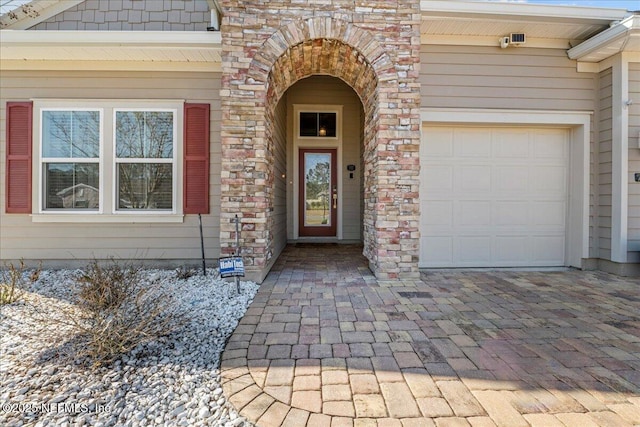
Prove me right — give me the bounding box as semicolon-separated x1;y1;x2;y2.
285;76;363;241
598;67;613;261
0;70;222;264
272;96;287;259
629;62;640;258
28;0;210;31
419;44;601;261
419;45;596;111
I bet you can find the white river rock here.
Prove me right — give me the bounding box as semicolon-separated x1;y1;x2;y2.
0;268;258;427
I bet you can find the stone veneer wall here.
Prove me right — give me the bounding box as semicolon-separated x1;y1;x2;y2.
219;0;421;280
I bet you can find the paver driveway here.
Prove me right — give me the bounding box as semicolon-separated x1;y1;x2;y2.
220;244;640;427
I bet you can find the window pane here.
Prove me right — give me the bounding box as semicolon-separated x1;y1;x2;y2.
118;163;172;210
44;163;99;210
304;153;331;226
116;111;174;159
318;113;336;137
43;111;99;158
300;112;318;137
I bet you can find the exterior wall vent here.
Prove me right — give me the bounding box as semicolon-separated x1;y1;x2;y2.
510;33;526;45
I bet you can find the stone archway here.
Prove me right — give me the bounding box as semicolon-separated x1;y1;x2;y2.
220;10;421;281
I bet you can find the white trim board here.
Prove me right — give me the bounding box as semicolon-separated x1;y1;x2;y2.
419;1;628;22
420;108;591;269
292;104;344;240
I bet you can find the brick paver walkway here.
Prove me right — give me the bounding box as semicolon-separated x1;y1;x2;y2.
221;244;640;427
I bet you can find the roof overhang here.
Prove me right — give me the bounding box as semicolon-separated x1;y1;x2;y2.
568;14;640;63
420;0;630;50
0;0;83;30
0;30;222;72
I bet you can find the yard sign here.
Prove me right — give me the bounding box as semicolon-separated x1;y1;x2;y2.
219;257;245;278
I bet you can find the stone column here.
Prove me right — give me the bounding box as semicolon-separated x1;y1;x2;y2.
219;0;421;281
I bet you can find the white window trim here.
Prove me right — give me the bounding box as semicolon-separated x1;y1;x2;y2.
38;107;104;214
295;106;341;140
112;108;178;215
31;99;184;223
420;107;591;269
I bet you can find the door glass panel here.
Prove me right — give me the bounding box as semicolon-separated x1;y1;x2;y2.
304;152;331;226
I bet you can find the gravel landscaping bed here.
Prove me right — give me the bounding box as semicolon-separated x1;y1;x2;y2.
0;268;258;427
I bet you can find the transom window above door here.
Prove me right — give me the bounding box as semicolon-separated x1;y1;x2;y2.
299;112;337;138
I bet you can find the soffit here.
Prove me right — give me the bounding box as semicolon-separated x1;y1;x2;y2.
568;15;640;63
0;0;84;30
422;17;607;43
0;30;222;71
420;1;630;49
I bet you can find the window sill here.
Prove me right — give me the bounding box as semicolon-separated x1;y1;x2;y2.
31;214;185;223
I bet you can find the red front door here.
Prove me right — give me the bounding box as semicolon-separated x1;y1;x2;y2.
299;148;337;237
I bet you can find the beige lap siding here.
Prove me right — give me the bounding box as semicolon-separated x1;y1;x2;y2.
419;44;604;259
0;70;222;264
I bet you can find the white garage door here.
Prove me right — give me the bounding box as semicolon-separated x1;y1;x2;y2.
420;126;569;268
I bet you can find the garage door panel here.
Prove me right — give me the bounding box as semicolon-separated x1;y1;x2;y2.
495;166;529;192
424;128;454;157
531;201;566;227
531;166;566;192
424;165;454;192
494;202;529;226
455;237;491;263
455;128;492;158
459;166;492;191
534;130;568;159
533;236;565;264
494;129;530;158
420;125;568;268
458;201;491;226
423;201;453;226
422;236;453;265
494;236;531;263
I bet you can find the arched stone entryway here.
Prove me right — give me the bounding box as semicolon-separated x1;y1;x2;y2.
220;6;421;282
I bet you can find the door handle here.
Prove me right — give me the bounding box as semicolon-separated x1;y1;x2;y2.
333;193;337;209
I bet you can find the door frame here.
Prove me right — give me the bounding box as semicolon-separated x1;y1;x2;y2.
293;104;343;239
298;148;338;237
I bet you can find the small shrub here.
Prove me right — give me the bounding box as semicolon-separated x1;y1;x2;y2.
29;268;41;283
78;259;139;311
0;260;40;305
175;266;196;280
71;259;183;365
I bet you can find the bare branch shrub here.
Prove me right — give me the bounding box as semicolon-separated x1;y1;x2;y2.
78;259;139;311
174;266;197;280
71;260;184;365
0;260;41;305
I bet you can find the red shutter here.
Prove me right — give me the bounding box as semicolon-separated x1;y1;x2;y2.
183;103;210;214
5;102;33;214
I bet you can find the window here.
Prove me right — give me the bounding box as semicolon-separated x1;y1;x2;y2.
115;110;175;211
6;101;209;220
41;110;101;210
34;101;185;219
300;112;337;138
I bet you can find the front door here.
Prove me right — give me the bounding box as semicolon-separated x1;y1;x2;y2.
299;148;337;237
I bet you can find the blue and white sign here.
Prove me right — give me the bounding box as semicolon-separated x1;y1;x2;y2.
219;256;245;278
